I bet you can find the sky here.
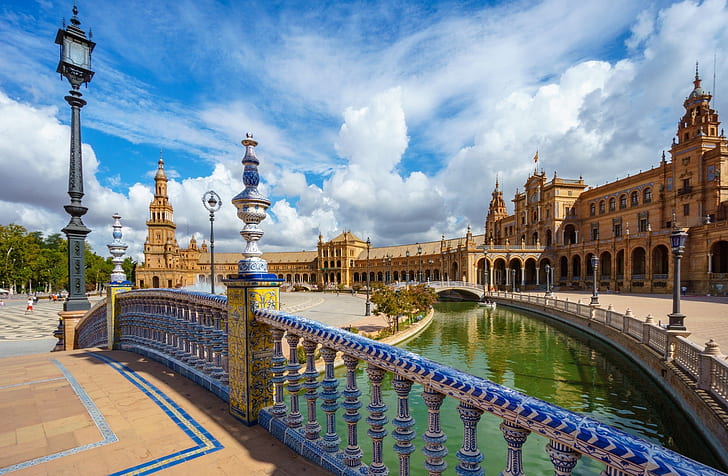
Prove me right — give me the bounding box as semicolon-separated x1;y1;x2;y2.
1;0;727;263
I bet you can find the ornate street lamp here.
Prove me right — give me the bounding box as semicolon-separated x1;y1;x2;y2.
590;255;600;305
202;190;222;294
668;226;689;330
406;249;410;284
545;264;553;297
482;250;488;294
418;244;423;283
365;237;371;316
56;5;95;312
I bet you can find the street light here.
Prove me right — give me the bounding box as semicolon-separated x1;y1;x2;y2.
202;190;222;294
365;237;371;316
482;250;488;294
406;249;410;284
511;268;516;293
590;255;600;305
668;226;689;330
56;5;95;312
545;264;553;297
418;244;423;283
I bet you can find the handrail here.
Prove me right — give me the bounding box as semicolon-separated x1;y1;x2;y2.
254;307;725;475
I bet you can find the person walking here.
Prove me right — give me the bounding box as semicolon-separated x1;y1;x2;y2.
25;296;34;314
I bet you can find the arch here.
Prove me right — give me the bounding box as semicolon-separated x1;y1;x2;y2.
286;274;292;283
572;255;582;280
353;272;360;282
599;251;612;280
546;229;553;247
524;257;538;287
507;258;522;290
377;272;383;282
630;191;639;206
590;203;596;216
336;260;341;268
609;197;616;211
450;261;459;282
631;247;647;277
393;271;400;281
619;194;627;209
652;245;669;276
493;258;507;289
559;256;568;281
564;224;577;245
710;241;728;273
616;250;625;279
152;276;160;288
599;200;605;214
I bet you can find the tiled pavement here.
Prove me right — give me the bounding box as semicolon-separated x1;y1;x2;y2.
0;291;726;474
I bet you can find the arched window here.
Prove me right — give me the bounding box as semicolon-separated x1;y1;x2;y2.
599;200;605;214
619;194;627;209
643;188;652;203
609;197;616;211
630;191;639;206
590;203;596;216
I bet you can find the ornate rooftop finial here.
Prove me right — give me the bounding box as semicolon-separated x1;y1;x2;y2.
695;61;700;81
107;213;129;283
232;132;272;276
71;1;80;27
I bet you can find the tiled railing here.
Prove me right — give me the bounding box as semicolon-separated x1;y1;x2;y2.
75;297;108;348
253;307;725;476
74;289;727;475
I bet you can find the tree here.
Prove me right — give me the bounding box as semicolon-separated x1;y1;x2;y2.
370;283;437;332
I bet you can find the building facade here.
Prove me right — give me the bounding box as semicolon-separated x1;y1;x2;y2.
137;71;728;296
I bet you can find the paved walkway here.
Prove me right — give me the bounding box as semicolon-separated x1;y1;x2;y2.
0;290;725;474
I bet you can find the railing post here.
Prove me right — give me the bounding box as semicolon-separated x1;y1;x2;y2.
302;339;321;440
499;420;529;476
456;402;484;476
320;347;341;453
392;375;416;476
698;339;723;391
106;282;131;349
342;354;363;468
285;333;303;428
422;386;448;475
270;328;287;419
546;441;581;475
366;364;389;475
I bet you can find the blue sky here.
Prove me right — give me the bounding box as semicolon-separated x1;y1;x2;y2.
1;0;727;262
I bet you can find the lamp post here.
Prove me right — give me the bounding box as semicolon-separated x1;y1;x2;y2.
668;227;689;330
365;237;371;316
406;250;410;284
55;5;95;312
202;190;222;294
545;264;553;297
482;250;488;294
590;255;600;305
511;268;516;293
418;244;423;283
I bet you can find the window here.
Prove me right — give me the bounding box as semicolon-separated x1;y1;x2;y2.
683;203;690;216
591;225;599;241
643;188;652;203
630;191;639;206
619;195;627;209
609;197;616;211
638;211;649;232
590;203;596;216
599;200;605;214
613;223;622;237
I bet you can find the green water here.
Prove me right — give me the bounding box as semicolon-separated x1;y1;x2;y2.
328;302;724;474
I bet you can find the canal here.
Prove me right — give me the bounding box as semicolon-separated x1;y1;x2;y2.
333;301;724;474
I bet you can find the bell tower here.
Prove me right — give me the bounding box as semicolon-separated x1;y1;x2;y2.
485;177;508;243
144;154;179;270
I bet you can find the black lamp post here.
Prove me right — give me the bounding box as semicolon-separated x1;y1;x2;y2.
55;5;95;312
668;227;689;330
406;249;410;284
365;237;371;316
511;268;516;293
483;250;488;294
590;255;600;305
418;244;423;283
202;190;222;294
545;264;553;297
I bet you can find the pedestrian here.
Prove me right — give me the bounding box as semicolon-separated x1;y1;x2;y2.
25;296;34;314
681;285;687;296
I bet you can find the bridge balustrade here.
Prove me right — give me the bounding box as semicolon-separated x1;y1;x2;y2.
72;289;728;475
253;307;722;476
